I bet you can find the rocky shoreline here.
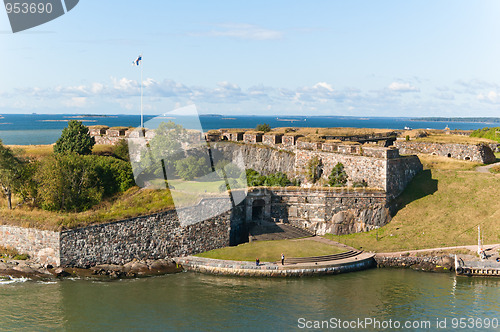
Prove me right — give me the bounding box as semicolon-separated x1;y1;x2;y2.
0;253;486;281
374;254;456;272
0;258;182;281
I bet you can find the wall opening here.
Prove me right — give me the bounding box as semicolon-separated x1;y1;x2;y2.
447;153;452;158
252;199;265;221
465;156;471;161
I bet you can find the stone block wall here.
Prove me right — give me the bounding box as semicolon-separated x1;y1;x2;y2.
263;188;390;235
282;135;302;146
243;133;263;143
59;197;247;267
296;141;322;150
211;142;296;175
263;134;283;145
295;149;387;189
394;141;496;163
386;156;423;200
0;225;60;266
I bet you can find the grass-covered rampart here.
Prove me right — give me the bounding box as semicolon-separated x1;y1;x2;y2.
329;154;500;252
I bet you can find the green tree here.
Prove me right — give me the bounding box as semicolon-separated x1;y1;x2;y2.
256;123;271;133
0;142;24;209
244;169;265;186
35;153;103;212
328;162;348;187
264;172;291;187
134;121;187;185
15;160;39;205
87;155;135;195
54;120;95;155
112;139;130;161
215;160;243;179
175;156;210;181
306;156;322;183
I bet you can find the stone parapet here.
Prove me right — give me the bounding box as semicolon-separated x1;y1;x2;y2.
394;141;496;163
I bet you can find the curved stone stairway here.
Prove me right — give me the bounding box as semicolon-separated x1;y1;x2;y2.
277;250;362;265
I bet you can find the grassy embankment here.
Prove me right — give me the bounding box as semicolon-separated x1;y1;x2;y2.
413;134;497;145
197;239;346;262
327;154;500;252
0;144;199;230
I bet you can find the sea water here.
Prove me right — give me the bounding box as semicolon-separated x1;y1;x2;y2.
0;114;495;145
0;269;499;331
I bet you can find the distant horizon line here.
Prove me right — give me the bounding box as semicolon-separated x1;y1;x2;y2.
1;113;500;120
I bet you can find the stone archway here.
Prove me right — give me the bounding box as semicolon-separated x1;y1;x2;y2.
245;189;272;223
252;199;265;221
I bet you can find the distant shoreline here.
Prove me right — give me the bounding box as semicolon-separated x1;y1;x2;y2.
411;117;500;124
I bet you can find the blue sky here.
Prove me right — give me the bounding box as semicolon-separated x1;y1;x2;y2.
1;0;500;117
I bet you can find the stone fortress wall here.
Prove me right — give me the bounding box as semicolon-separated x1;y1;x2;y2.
208;136;421;200
0;198;247;268
89;125;422;200
0;187;392;267
0;125;425;268
246;188;390;236
394;140;496;163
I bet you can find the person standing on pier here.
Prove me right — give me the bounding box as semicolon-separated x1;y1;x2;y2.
281;253;285;265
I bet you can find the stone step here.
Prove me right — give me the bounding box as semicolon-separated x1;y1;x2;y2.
249;222;314;241
281;250;362;264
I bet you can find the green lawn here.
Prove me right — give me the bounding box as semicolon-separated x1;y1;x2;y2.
196;239;346;262
414;134;496;145
168;178;228;193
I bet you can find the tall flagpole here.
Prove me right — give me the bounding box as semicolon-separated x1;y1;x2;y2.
140;54;143;129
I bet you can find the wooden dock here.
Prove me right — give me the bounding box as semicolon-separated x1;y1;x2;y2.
455;255;500;277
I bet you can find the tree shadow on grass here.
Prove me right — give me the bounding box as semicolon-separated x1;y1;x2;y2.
391;170;438;217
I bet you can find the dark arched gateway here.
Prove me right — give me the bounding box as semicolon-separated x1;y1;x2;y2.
252;199;266;221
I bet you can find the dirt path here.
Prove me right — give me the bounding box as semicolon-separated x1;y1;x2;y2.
376;243;500;257
476;161;500;174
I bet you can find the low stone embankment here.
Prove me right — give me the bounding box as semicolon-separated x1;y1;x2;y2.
175;254;376;277
375;254;455;272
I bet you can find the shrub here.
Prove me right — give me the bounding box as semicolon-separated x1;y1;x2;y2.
328;162;348;187
256;123;271;133
215;160;244;179
244;169;294;187
352;180;368;188
306;156;322;183
263;172;291;187
34;154;134;212
470;127;500;142
112;139;130;161
88;155;135;195
35;153;103;212
0;140;25;209
54;120;95;155
134;121;186;185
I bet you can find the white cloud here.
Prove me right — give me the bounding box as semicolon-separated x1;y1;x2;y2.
388;82;419;92
477;91;500;104
4;77;500;117
63;97;87;107
188;23;283;40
